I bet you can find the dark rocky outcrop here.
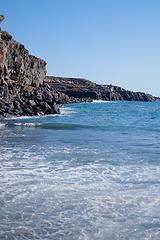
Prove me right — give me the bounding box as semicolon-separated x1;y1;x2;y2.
0;29;46;99
44;76;158;103
0;15;158;118
0;15;4;25
0;16;60;118
0;98;60;119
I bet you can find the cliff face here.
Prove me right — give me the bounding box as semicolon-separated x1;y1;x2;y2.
0;16;60;118
44;76;157;103
0;28;46;100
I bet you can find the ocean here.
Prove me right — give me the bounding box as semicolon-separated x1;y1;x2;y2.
0;100;160;240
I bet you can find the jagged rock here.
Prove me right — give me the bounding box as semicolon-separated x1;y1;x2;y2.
0;97;60;118
1;31;13;41
13;100;21;109
28;99;36;107
33;106;44;116
3;113;13;118
0;27;47;100
23;106;34;116
0;15;5;25
48;101;60;114
37;102;51;114
44;77;157;103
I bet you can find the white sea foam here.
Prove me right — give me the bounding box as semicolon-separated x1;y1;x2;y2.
92;99;109;103
92;100;119;103
60;107;77;116
14;122;36;127
1;152;160;239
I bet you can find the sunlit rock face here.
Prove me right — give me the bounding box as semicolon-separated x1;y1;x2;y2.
0;15;61;118
0;15;47;100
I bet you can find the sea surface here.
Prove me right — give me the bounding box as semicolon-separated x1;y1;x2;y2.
0;100;160;240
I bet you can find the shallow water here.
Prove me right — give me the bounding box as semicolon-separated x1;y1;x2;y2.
0;101;160;239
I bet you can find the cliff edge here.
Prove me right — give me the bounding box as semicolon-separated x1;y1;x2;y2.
0;15;60;118
44;76;157;103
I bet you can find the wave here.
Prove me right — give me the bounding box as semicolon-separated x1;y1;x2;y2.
92;100;109;103
4;121;98;130
59;107;77;115
92;100;118;103
35;122;97;130
3;120;160;133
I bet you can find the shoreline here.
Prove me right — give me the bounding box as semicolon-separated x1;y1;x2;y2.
1;98;159;119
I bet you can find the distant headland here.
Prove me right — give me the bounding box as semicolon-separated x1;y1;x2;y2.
0;15;158;118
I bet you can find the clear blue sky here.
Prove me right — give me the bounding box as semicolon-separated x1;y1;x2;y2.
1;0;160;96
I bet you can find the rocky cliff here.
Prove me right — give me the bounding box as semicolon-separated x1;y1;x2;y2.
44;76;157;103
0;28;46;99
0;15;60;118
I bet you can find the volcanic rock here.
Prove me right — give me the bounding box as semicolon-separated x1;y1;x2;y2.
44;77;158;103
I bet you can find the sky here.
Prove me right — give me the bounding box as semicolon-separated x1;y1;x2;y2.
1;0;160;97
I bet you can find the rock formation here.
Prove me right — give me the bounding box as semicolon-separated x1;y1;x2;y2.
0;30;46;99
44;76;157;103
0;15;60;118
0;15;5;25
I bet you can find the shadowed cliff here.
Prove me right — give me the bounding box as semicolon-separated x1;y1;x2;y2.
44;76;157;103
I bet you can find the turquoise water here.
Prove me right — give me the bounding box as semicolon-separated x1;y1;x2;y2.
0;100;160;239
